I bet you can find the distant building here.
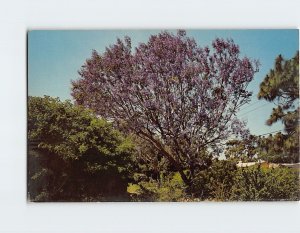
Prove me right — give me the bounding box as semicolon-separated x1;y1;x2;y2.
236;160;299;169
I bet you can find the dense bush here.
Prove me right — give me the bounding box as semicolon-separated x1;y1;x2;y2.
189;160;299;201
230;165;299;201
28;96;134;201
127;172;188;201
190;159;237;200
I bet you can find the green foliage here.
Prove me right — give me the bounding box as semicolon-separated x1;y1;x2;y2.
230;165;299;201
190;160;299;201
258;52;299;110
225;136;258;162
27;97;299;202
129;136;170;182
191;159;237;200
224;132;299;164
28;96;134;201
127;172;188;201
257;51;299;163
257;132;299;163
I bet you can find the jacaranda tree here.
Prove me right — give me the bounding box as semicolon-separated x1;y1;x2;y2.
71;30;259;185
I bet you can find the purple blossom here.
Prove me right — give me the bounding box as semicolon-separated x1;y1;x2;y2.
71;30;259;183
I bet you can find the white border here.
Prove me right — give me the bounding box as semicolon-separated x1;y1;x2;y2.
0;0;299;232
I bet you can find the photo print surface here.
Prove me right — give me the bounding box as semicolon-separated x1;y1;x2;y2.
27;30;299;202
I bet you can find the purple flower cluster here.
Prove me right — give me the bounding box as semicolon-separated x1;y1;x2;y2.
71;30;259;169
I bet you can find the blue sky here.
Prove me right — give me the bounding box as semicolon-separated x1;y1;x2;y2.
28;29;299;136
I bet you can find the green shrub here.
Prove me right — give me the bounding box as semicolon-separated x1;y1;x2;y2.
127;172;188;201
230;165;299;201
28;96;135;201
191;160;299;201
191;159;237;201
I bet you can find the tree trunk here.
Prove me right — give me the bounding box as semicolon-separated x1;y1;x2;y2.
178;170;191;186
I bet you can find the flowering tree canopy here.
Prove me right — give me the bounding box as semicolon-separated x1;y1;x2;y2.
71;30;259;184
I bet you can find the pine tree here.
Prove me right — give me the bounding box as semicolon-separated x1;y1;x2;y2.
258;51;299;162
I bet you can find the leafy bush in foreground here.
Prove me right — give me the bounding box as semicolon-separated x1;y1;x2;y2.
230;165;299;201
127;172;188;201
28;96;134;201
128;160;299;201
189;160;299;201
191;159;237;200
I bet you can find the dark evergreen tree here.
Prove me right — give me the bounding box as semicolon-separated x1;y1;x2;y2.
258;51;299;162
